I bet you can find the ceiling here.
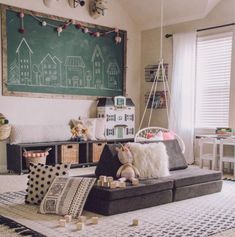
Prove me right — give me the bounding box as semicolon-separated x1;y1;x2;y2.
118;0;221;30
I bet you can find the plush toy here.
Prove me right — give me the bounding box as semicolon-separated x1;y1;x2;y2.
116;144;140;183
70;120;88;141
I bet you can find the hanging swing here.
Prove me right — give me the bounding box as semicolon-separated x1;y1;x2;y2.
134;0;185;153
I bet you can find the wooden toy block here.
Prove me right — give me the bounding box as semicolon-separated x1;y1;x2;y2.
109;181;117;189
76;222;84;231
99;175;107;182
77;216;87;223
97;180;103;186
119;181;126;188
132;178;139;186
64;214;72;223
132;219;139;226
103;181;110;188
59;219;66;227
91;216;99;225
107;176;114;182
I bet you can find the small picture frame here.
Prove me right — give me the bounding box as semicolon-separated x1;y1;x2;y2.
145;91;167;109
145;64;168;82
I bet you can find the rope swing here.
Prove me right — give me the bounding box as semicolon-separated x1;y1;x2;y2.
138;0;172;130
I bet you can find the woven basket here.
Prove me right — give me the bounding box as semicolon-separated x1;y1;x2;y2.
23;148;51;168
0;124;11;140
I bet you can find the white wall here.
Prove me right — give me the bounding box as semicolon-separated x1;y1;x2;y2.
0;0;141;172
141;0;235;163
141;0;235;129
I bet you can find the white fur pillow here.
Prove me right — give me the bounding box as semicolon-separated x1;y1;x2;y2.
127;142;169;179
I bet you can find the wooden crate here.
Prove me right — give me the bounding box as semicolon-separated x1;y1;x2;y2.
92;143;106;162
59;144;79;164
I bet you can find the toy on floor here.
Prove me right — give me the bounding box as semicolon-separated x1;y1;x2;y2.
116;144;140;184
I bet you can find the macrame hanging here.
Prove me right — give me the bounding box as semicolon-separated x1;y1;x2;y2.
138;0;172;130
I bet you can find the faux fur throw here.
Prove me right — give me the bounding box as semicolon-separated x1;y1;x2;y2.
127;142;169;179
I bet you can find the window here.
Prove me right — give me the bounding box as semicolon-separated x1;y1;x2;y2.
195;32;233;129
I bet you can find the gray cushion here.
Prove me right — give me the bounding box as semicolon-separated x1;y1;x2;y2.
174;180;223;201
170;166;222;188
95;144;122;178
85;189;173;216
162;140;188;171
89;177;173;201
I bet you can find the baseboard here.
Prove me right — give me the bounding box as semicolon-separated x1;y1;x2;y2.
0;165;7;173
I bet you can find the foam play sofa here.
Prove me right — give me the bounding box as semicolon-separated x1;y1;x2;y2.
84;140;223;215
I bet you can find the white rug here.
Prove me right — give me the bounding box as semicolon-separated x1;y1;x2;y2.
0;181;234;237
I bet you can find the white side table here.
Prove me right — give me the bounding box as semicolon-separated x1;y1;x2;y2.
219;138;235;176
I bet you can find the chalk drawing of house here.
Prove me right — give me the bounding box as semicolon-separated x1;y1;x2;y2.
53;56;62;86
16;38;33;85
91;45;104;89
9;60;19;85
107;62;120;89
32;65;41;85
40;54;62;86
65;56;85;88
85;70;92;88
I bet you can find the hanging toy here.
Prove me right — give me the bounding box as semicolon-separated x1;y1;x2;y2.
57;26;63;36
42;21;47;27
19;11;25;33
83;27;89;34
115;34;122;44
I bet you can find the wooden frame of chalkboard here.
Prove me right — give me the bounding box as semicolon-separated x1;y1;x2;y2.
1;4;127;99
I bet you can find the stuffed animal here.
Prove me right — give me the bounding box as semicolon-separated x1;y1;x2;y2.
116;144;140;183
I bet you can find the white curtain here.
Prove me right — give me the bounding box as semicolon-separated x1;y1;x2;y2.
169;32;196;164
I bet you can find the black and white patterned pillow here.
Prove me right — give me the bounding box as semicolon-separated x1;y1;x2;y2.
40;176;96;217
25;163;70;205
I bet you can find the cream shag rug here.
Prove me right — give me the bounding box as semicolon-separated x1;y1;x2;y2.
0;182;234;237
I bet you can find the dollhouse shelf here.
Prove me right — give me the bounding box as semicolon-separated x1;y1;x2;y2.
7;139;133;174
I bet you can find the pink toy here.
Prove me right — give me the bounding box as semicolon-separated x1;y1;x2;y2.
163;132;175;140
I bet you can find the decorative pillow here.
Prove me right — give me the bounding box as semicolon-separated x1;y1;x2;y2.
40;176;96;217
25;163;71;205
10;124;71;144
95;144;122;178
95;118;106;140
127;142;170;179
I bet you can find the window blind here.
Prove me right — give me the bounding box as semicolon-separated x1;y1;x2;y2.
195;32;233;129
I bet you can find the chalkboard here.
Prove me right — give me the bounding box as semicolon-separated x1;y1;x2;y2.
1;5;127;99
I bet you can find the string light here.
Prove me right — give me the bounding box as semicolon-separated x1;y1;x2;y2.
18;10;122;43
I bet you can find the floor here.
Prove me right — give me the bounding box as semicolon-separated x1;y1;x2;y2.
0;166;234;236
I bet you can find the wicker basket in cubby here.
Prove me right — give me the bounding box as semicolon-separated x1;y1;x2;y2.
0;124;11;140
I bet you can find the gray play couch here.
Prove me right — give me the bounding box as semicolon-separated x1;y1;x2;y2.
84;140;222;216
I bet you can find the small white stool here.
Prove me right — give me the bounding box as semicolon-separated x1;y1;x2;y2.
219;138;235;176
199;137;218;170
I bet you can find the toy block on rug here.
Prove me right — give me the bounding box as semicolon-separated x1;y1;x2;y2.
59;219;66;227
76;222;84;231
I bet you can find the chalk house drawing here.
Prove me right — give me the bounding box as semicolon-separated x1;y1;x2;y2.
92;45;104;89
65;56;86;88
107;61;120;89
8;37;122;94
40;54;62;87
16;38;33;85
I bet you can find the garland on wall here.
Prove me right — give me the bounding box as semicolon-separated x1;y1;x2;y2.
18;11;122;44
